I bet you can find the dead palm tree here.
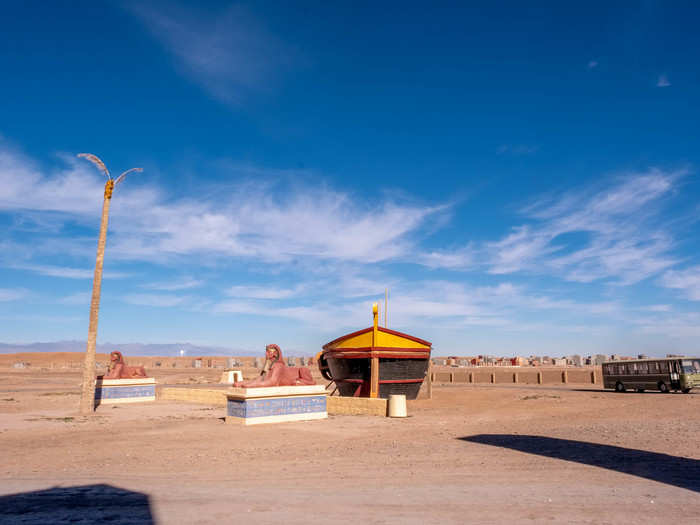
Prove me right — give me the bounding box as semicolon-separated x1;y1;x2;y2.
78;154;142;414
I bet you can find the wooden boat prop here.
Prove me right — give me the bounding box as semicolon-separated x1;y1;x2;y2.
318;303;431;400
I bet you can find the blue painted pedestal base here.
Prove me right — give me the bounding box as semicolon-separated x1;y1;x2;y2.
226;385;327;425
94;378;156;406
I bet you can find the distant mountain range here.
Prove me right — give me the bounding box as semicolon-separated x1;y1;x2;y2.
0;341;256;356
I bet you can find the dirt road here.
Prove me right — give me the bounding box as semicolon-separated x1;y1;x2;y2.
1;369;698;524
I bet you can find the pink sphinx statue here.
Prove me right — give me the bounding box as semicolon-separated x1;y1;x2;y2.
99;351;148;379
234;344;315;388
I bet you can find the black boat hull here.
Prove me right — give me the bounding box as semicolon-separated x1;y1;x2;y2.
326;356;429;400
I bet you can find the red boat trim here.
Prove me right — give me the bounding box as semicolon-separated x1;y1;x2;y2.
353;383;363;397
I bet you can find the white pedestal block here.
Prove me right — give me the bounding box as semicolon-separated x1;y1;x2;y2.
226;385;327;425
94;378;156;405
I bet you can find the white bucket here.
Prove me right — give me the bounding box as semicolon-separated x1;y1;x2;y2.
388;394;407;418
222;370;243;383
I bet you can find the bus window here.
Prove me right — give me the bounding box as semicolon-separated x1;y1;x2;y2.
659;361;669;373
651;362;660;373
639;363;648;373
682;360;700;374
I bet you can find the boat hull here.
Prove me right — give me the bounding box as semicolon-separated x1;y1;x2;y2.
326;355;429;400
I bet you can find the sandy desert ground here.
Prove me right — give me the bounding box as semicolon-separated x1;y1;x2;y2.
0;365;698;524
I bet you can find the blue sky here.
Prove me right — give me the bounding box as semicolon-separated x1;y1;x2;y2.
1;1;699;356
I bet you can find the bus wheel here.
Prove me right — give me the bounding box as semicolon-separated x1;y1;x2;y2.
682;388;691;394
615;382;625;392
636;388;644;393
658;382;669;393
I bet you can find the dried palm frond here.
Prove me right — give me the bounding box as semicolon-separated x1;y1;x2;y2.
114;167;143;186
77;153;111;179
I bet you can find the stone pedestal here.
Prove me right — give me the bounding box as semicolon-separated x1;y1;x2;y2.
226;385;327;425
94;378;156;406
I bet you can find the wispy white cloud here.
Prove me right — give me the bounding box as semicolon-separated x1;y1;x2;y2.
212;278;620;337
107;183;441;264
388;281;619;322
126;3;297;104
142;277;203;291
0;313;83;323
0;237;95;264
333;273;394;298
0;288;27;301
660;266;700;300
213;297;368;330
417;245;477;270
2;141;696;349
10;264;130;280
525;170;681;284
123;293;187;307
0;147;104;215
634;311;700;338
547;234;676;284
0;144;443;266
59;291;90;305
656;74;671;87
226;284;303;300
642;304;672;312
422;169;685;285
486;225;557;275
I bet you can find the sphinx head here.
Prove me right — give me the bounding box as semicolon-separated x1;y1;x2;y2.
261;344;283;375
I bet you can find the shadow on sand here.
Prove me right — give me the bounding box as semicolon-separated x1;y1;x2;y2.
460;434;699;493
0;483;154;524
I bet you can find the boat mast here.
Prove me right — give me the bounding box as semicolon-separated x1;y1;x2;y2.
370;303;380;398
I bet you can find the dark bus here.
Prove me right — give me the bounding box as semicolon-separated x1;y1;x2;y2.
602;357;700;393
